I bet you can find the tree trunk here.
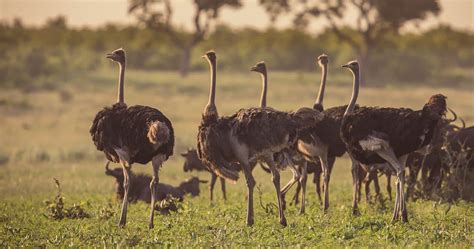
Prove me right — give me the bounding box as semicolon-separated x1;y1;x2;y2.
178;46;192;77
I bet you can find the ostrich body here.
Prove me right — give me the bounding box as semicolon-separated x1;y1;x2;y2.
340;60;447;222
90;48;174;228
197;51;323;226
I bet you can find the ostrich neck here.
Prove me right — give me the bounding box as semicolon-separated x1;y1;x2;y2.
117;63;125;104
315;64;327;107
204;59;217;116
344;69;359;116
260;73;267;108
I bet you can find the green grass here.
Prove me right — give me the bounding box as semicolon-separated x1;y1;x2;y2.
0;69;473;247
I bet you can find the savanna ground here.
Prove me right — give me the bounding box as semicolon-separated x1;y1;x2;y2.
0;69;473;247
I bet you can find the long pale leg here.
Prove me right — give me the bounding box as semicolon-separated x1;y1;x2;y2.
209;173;217;201
290;182;301;206
149;155;164;229
119;163;131;227
268;162;287;226
299;161;308;214
372;171;381;202
314;169;322;205
240;161;255;226
386;174;392;201
375;149;408;223
280;168;300;195
398;155;408;222
364;172;372;202
351;157;361;215
319;153;330;212
220;177;227;200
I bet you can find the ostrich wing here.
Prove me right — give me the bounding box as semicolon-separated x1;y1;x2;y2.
197;118;240;182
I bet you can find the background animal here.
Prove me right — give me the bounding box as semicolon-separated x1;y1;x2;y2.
90;48;174;228
105;162;207;204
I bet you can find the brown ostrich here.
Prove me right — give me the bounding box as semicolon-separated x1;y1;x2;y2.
250;61;309;214
197;51;323;226
340;60;447;222
90;48;174;228
295;54;359;213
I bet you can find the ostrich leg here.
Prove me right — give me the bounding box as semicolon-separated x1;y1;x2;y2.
267;159;288;226
119;163;131;227
240;161;255;226
320;153;330;212
386;174;392;201
350;157;361;215
290;182;301;206
220;177;227;200
149;154;164;229
314;169;322;205
375;148;408;223
299;161;308;214
209;173;217;201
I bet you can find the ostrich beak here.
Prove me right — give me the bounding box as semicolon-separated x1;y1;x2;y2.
106;53;116;60
250;66;258;72
201;55;206;59
342;64;349;68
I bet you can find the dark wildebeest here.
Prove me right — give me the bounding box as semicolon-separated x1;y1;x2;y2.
105;162;207;204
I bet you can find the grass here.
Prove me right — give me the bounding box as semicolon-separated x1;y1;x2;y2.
0;69;473;247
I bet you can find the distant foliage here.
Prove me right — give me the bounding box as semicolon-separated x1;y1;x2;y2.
0;17;472;87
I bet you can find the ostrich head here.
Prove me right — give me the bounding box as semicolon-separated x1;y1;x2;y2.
342;60;359;74
423;94;447;118
202;50;216;63
317;54;328;67
250;61;267;75
106;48;126;66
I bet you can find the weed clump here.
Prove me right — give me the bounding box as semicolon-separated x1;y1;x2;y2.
44;178;89;220
155;195;182;215
98;202;115;220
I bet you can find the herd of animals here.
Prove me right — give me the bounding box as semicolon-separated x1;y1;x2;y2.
90;48;473;229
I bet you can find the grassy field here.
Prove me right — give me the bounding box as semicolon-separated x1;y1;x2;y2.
0;69;473;247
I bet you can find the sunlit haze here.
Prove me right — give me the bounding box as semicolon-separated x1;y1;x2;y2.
0;0;472;32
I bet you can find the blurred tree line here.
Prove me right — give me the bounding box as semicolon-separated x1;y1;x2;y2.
0;15;472;88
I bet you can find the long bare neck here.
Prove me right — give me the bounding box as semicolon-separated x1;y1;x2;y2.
117;63;125;104
204;59;217;116
344;69;359;116
260;72;267;108
315;63;327;107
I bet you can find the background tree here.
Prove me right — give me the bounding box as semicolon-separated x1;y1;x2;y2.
259;0;440;83
129;0;242;77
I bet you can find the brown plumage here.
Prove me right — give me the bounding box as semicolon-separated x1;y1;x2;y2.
197;51;323;227
340;60;447;222
89;48;174;229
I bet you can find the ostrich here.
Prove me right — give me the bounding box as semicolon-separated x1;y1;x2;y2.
340;60;447;222
295;54;355;213
90;48;174;228
250;61;309;214
197;51;323;226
